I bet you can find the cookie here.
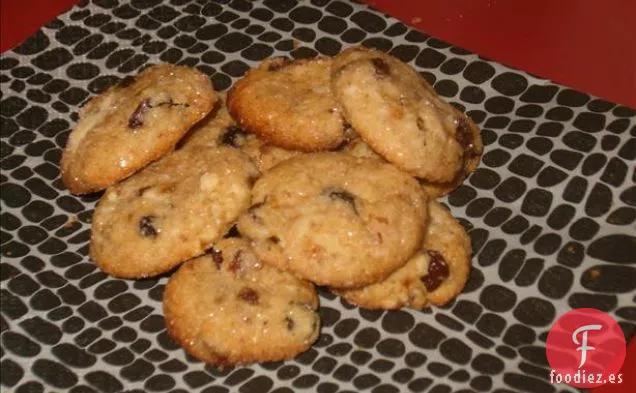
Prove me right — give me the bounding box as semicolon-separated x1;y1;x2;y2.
417;113;481;198
238;134;305;172
237;152;428;288
227;57;346;151
163;238;320;365
182;100;304;172
334;200;472;309
61;63;217;194
90;145;258;278
178;98;234;149
418;114;483;197
423;201;472;306
341;136;384;160
332;46;483;183
342;137;473;198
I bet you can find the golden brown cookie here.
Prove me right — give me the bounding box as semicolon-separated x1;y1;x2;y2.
163;238;320;366
178;98;234;149
90;145;258;278
332;46;482;183
342;136;478;199
423;201;472;306
227;57;346;151
341;136;384;160
237;152;428;288
61;63;217;194
238;134;305;172
334;200;471;309
182;99;305;172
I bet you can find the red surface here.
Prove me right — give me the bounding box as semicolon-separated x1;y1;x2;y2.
0;1;634;392
1;0;79;52
1;0;635;107
591;338;636;393
361;0;636;108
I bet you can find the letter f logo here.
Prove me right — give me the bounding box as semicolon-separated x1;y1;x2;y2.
572;324;602;368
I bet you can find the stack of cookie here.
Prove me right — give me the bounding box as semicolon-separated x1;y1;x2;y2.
61;46;482;366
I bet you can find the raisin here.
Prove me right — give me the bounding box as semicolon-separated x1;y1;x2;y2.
128;99;151;129
456;117;481;162
220;125;247;147
327;189;358;215
118;75;136;88
268;236;280;244
420;250;449;291
224;225;241;238
285;316;294;331
455;117;475;152
237;287;259;304
229;250;243;273
371;58;390;77
207;248;223;269
138;216;158;238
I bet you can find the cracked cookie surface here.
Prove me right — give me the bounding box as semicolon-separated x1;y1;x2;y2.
90;145;257;278
61;63;217;194
237;152;428;288
163;238;320;365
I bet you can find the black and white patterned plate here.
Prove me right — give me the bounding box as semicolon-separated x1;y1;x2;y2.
1;0;635;392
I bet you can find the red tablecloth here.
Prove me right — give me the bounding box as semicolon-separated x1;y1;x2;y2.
2;0;635;108
362;0;636;109
0;1;634;392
